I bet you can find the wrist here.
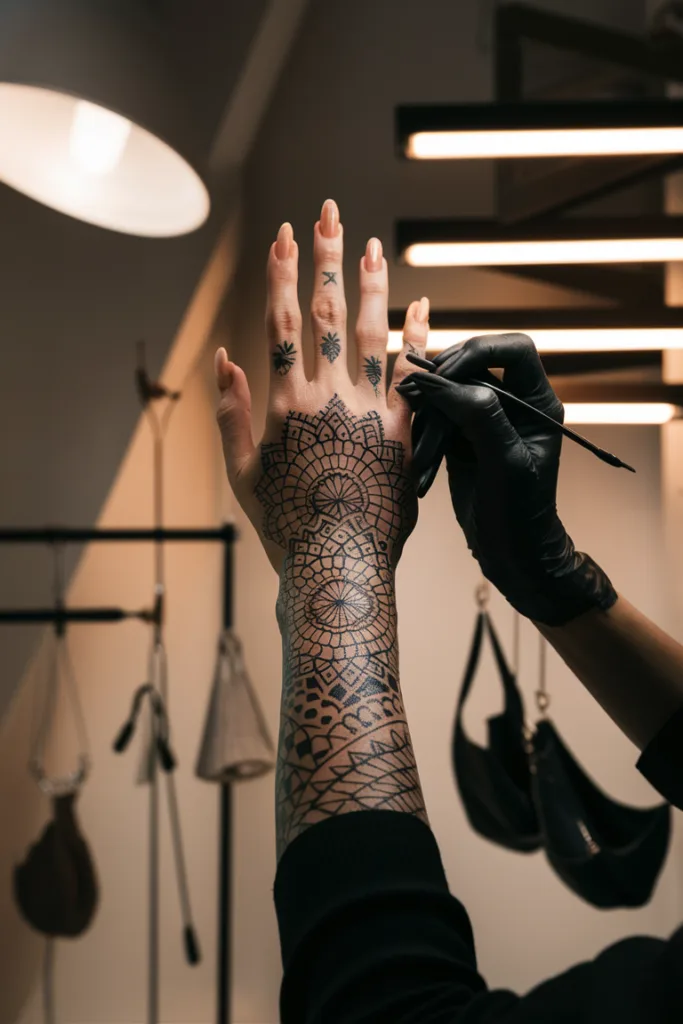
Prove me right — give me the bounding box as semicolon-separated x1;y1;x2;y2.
276;554;399;652
486;546;618;628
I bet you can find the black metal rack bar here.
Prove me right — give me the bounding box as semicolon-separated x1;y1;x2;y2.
0;524;237;1024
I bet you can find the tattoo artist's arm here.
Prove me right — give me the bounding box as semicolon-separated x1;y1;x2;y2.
534;596;683;751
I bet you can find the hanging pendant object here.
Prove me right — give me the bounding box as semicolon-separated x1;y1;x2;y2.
14;791;99;937
196;630;275;783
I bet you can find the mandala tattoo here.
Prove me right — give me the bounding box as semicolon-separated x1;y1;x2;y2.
322;271;337;286
364;355;382;396
320;331;341;363
272;341;296;375
254;396;424;854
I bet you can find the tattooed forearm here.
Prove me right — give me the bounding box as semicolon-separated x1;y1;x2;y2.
364;356;382;397
320;331;341;363
273;341;296;375
322;271;337;286
255;397;425;858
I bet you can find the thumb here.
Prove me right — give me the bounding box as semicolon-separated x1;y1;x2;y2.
215;348;255;483
410;374;522;467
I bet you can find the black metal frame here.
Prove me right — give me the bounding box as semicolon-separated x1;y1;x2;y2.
395;98;683;153
0;524;237;1024
387;307;681;380
394;2;683;306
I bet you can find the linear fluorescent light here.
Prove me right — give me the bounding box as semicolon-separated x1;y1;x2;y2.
397;216;683;267
408;128;683;160
387;329;683;353
387;308;683;353
397;100;683;160
561;405;677;425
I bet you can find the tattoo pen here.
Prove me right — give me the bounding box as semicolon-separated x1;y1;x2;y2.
403;352;636;474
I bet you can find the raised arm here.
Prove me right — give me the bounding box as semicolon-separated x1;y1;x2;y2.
214;200;431;859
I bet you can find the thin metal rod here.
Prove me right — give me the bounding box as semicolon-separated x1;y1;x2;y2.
149;717;160;1024
0;608;149;624
218;785;232;1024
0;526;236;544
218;537;234;1024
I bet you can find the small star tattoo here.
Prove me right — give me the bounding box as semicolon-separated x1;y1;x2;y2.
322;271;337;286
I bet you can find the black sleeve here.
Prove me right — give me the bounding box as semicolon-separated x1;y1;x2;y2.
273;810;517;1024
636;703;683;811
273;810;683;1024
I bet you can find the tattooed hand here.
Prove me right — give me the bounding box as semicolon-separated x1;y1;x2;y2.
215;199;430;856
215;198;429;575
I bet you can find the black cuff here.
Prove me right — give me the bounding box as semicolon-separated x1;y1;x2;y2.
637;703;683;811
274;811;465;971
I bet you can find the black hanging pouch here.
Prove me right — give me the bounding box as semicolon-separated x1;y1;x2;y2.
530;718;671;909
452;610;541;852
14;791;99;937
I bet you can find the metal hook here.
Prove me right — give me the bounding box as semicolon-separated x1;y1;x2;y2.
475;580;490;610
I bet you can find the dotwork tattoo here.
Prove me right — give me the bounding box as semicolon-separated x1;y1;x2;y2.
320;331;341;363
322;271;337;286
364;355;382;396
272;341;296;375
254;396;424;854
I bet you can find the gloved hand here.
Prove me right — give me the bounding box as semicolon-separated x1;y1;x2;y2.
396;333;619;627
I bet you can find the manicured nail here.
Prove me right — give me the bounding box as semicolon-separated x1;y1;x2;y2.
214;348;232;387
365;237;382;272
275;222;293;259
416;296;430;323
320;199;339;238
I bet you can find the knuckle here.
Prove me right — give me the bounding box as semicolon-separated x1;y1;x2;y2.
361;276;386;296
269;306;301;336
356;322;385;347
470;387;499;416
312;295;345;327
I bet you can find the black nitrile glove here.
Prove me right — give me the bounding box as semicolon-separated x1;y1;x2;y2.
397;333;618;627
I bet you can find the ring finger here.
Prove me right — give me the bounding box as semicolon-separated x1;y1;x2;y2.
355;237;388;403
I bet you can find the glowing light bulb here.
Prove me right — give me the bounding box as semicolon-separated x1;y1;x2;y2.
69;100;132;175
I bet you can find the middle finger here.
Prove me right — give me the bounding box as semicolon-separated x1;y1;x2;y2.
311;199;350;385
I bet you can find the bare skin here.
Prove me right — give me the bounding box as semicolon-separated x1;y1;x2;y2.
535;598;683;752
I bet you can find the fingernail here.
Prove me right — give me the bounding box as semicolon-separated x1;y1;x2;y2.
214;348;232;387
275;222;293;259
416;296;430;323
320;199;339;238
365;237;382;272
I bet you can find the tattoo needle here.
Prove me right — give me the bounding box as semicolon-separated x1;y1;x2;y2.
403;352;636;474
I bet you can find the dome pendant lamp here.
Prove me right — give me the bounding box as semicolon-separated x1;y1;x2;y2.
0;0;210;237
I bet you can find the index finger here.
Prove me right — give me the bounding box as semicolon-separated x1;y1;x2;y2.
432;333;561;418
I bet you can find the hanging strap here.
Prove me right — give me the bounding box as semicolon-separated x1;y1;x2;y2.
29;549;91;797
454;608;527;743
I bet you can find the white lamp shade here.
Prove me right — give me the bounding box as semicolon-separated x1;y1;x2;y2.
0;0;210;237
0;85;209;236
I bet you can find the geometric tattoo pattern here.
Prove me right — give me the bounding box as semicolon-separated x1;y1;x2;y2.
254;396;425;854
